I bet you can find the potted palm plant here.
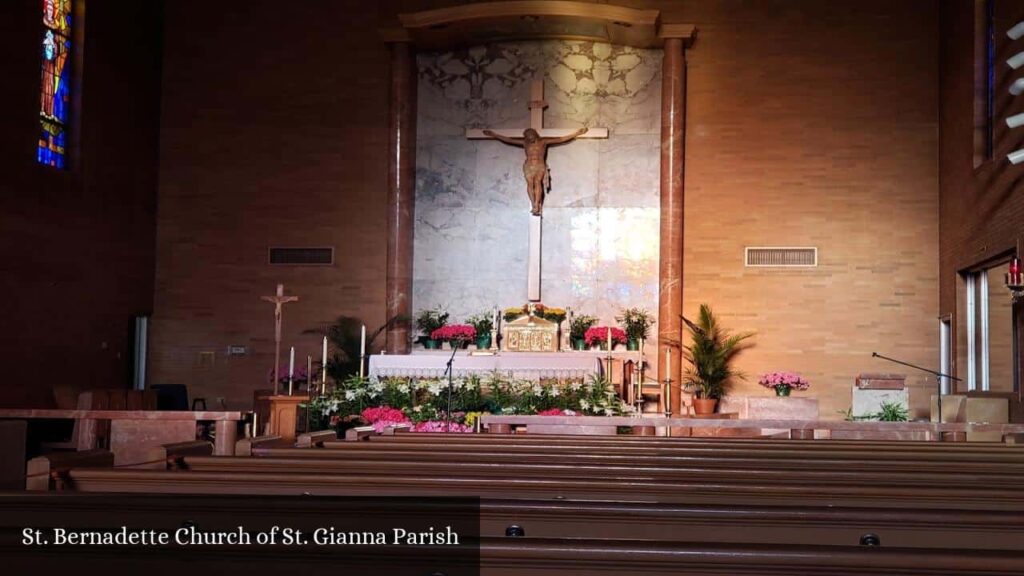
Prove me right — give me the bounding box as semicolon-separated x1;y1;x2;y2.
569;314;598;351
616;307;655;351
682;304;754;415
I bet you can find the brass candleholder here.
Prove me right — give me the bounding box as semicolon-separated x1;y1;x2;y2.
663;377;673;418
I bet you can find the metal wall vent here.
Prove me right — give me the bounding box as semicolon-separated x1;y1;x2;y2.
268;247;334;266
745;247;818;267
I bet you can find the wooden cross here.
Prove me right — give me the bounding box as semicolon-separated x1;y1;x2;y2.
467;79;608;302
261;283;299;395
465;79;609;140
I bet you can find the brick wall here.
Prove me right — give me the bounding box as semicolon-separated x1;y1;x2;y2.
150;1;391;408
940;0;1024;396
0;0;162;407
152;0;942;417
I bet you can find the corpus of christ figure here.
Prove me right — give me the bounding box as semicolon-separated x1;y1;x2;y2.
482;126;588;216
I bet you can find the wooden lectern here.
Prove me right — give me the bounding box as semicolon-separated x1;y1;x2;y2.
256;394;308;442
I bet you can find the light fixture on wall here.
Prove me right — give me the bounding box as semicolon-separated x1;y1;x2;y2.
1006;256;1024;302
1009;21;1024;41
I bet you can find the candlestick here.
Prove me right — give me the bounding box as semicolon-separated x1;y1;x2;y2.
322;336;328;391
288;346;295;395
664;347;671;417
252;411;258;438
306;355;312;395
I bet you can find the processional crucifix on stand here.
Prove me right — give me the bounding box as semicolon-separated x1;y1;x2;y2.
467;79;608;302
261;283;298;395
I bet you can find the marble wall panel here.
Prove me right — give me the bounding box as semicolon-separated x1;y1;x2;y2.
414;41;662;342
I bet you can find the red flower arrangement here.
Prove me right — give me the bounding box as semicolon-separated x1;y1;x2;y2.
584;326;627;347
430;324;476;342
360;406;409;432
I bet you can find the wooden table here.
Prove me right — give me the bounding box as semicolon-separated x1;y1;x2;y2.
0;409;244;464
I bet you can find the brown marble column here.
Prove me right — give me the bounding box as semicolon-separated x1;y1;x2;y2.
385;41;417;354
658;38;686;416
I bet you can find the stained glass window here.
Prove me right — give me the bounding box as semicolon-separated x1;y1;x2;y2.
38;0;72;169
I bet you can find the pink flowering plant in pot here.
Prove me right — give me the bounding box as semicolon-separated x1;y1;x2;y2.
430;324;476;347
758;371;810;397
584;326;627;349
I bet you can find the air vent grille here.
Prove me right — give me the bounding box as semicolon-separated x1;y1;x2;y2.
268;247;334;266
745;247;817;267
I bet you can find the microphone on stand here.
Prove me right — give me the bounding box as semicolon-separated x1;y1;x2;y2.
871;352;961;427
444;336;465;433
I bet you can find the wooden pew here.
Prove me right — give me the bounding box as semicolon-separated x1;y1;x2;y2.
142;440;214;470
26;449;114;491
2;492;1023;552
295;430;336;448
176;454;1024;487
249;444;1024;475
309;439;1024;464
233;435;285;457
58;467;1024;510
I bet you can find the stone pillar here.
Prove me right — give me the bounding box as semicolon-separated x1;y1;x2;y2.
385;42;417;354
658;38;686;416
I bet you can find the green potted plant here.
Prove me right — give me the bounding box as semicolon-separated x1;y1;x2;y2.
616;307;655;351
682;304;754;415
415;307;449;349
466;313;494;349
569;314;598;350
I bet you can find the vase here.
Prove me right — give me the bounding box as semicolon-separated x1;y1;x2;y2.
423;339;440;350
775;385;792;397
572;338;586;351
626;339;640;351
693;397;718;415
475;335;492;349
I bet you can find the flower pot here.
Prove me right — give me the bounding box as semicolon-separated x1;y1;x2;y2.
423;339;440;350
626;339;640;351
572;338;587;351
774;384;792;397
475;335;492;349
692;397;718;415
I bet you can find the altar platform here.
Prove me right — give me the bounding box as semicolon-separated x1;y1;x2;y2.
368;350;640;380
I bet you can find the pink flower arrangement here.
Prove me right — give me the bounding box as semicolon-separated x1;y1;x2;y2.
758;371;810;391
410;420;474;433
584;326;627;347
360;406;409;432
537;408;578;416
430;324;476;342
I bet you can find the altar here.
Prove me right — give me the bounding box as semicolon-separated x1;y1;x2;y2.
368;351;607;381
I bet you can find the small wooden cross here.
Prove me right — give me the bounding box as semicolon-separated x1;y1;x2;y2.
261;283;299;395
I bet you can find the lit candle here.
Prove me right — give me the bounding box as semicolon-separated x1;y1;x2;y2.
288;346;295;395
606;326;612;351
664;347;672;416
665;347;670;381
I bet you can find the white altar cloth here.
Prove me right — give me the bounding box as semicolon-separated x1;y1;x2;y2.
368;351;605;380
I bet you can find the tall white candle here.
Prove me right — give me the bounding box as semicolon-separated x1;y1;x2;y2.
359;325;367;379
288;346;295;395
322;336;328;385
606;326;612;351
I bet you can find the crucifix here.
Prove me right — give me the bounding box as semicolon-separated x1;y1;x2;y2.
467;78;608;301
261;283;299;395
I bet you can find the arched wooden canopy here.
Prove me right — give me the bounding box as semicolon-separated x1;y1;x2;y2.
381;1;695;48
